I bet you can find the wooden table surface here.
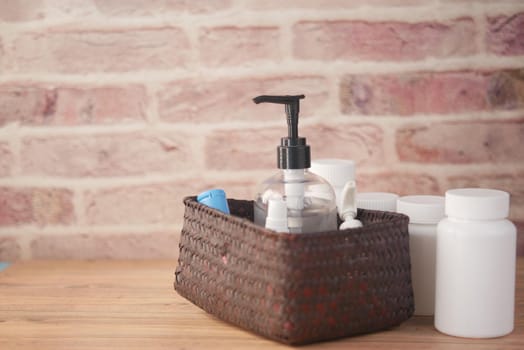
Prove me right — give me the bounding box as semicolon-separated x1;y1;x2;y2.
0;259;522;350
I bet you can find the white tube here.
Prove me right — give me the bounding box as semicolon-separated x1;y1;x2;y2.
265;198;289;233
339;181;362;229
283;169;305;210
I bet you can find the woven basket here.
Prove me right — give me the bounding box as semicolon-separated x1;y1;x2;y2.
174;196;414;345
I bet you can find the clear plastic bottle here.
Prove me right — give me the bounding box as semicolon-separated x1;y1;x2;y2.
435;188;517;338
254;169;337;233
252;95;337;234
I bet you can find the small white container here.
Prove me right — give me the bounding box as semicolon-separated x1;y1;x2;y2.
310;159;362;229
435;188;517;338
356;192;398;212
310;159;355;210
397;195;445;316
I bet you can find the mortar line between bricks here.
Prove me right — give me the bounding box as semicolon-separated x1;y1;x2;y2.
144;84;160;125
18;233;33;260
191;132;208;171
0;225;183;236
476;8;488;54
5;110;523;139
180;14;201;73
3;4;523;30
381;119;401;165
73;190;86;226
279;15;294;63
1;56;524;84
7;125;21;177
0;172;261;188
0;163;522;189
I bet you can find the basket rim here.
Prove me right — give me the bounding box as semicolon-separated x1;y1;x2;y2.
183;195;409;241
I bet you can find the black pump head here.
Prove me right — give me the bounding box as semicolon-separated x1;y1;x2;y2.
253;95;311;170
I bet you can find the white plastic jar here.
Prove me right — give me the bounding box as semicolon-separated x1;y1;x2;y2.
356;192;398;212
435;188;517;338
397;195;445;316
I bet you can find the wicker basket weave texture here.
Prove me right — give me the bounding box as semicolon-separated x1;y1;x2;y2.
175;197;414;345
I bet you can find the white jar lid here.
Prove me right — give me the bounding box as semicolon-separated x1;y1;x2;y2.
310;159;355;187
397;195;445;224
445;188;510;220
356;192;398;212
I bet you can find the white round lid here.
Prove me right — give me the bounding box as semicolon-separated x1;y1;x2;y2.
310;159;355;187
356;192;398;212
397;195;445;224
445;188;510;220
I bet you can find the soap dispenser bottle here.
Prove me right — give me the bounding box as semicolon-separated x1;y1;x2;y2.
252;94;338;234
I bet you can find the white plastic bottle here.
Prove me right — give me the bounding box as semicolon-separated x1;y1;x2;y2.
310;159;355;209
397;195;445;316
356;192;398;212
310;159;362;229
435;188;517;338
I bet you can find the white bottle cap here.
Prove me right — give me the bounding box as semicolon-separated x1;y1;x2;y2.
445;188;510;220
397;195;445;224
265;198;289;233
310;159;355;188
356;192;398;212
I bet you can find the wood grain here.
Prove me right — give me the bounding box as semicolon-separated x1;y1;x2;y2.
0;259;522;349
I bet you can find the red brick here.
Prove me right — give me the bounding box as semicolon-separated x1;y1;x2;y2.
341;72;487;115
396;119;524;163
447;172;524;221
0;236;22;261
0;85;54;126
0;142;13;176
341;70;524;115
158;76;329;123
0;0;44;22
86;183;181;225
44;0;98;18
206;128;275;170
85;179;257;225
357;172;440;195
94;0;232;16
245;0;430;9
0;187;74;226
206;123;384;170
8;27;189;73
31;233;178;259
21;132;193;177
0;188;31;226
303;123;385;166
487;12;524;56
293;18;477;61
486;70;524;110
0;84;147;126
199;26;281;67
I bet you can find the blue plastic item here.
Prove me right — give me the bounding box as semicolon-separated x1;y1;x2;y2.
0;262;10;272
197;189;230;214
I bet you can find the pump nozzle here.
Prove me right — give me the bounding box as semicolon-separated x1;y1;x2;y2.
252;94;310;170
253;95;304;140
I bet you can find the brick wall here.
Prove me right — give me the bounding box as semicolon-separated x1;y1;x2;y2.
0;0;523;259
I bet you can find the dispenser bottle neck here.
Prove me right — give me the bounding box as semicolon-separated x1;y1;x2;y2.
253;94;310;170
